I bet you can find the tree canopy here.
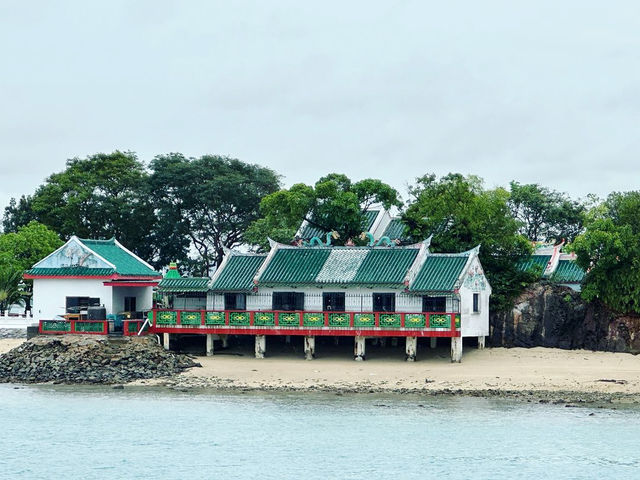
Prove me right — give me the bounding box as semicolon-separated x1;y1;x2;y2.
149;153;281;274
402;173;536;310
0;221;63;272
246;173;402;250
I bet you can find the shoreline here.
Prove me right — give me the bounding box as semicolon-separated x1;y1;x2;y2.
2;336;640;407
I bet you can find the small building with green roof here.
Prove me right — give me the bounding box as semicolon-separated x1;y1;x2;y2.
156;262;209;310
25;236;161;321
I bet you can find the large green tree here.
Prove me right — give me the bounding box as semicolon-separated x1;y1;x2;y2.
0;268;23;315
2;195;36;233
402;173;536;310
149;154;281;274
508;181;585;242
572;191;640;313
0;221;63;272
246;173;402;250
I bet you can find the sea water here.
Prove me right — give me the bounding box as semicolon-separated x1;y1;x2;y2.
1;384;638;480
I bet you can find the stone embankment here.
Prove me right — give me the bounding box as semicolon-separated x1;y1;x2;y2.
490;283;640;353
0;335;199;384
0;329;27;340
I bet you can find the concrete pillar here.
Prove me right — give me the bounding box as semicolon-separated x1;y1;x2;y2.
255;335;266;359
451;337;462;363
478;335;485;350
430;337;437;349
221;334;229;348
304;336;315;360
206;334;214;357
391;337;398;347
354;336;366;361
405;336;417;362
163;333;170;350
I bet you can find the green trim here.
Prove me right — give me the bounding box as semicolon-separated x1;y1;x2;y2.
75;321;105;333
205;312;225;325
127;321;140;334
328;313;350;327
42;320;70;332
404;313;426;328
180;311;202;325
278;312;300;326
229;312;250;326
303;313;324;327
156;311;177;325
254;312;275;326
26;267;115;277
429;314;450;329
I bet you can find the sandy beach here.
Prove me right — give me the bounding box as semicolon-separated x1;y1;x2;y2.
3;336;639;403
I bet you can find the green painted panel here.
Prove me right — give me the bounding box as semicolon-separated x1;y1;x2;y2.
229;312;250;326
353;313;375;328
205;312;226;325
455;313;461;329
254;312;275;326
42;321;71;332
75;321;105;333
303;313;325;327
379;313;401;328
404;313;426;328
180;311;202;325
328;313;350;327
157;311;178;325
278;312;301;326
429;314;451;329
127;321;140;334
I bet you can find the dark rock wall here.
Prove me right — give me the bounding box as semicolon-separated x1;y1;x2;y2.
489;283;640;353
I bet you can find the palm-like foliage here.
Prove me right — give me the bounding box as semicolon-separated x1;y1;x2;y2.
0;268;23;315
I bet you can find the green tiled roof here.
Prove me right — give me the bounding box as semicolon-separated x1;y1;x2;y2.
24;267;115;277
258;246;419;287
552;260;585;283
210;254;267;291
519;255;551;276
80;238;159;276
260;249;332;285
382;218;407;240
157;277;210;293
299;210;380;239
409;255;469;292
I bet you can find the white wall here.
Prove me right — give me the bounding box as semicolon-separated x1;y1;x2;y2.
32;278;113;319
111;286;154;313
459;256;491;337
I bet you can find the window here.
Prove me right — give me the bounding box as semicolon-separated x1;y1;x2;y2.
473;293;480;313
124;296;137;312
323;292;345;311
422;296;446;312
224;293;247;310
272;292;305;311
373;293;395;312
65;297;100;314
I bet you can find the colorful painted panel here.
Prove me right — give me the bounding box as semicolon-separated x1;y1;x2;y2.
127;321;141;334
379;314;401;328
455;313;461;329
75;321;105;333
303;313;325;327
328;313;350;327
254;312;276;327
180;311;202;326
229;312;250;326
156;311;178;325
278;312;300;327
429;314;451;329
42;321;71;332
353;313;375;328
404;314;426;328
205;312;225;325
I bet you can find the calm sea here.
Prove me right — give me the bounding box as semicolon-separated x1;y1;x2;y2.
1;384;638;480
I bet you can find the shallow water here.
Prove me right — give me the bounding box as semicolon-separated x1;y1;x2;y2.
1;384;639;480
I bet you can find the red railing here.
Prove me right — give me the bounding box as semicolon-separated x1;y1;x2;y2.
150;309;461;337
39;319;109;335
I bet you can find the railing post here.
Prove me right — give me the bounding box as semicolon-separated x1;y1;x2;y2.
176;311;182;326
249;311;254;326
201;310;205;326
450;312;456;336
374;312;380;327
70;320;76;334
400;313;405;328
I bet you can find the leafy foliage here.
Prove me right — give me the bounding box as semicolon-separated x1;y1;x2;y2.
508;181;585;242
0;268;23;315
2;196;36;233
246;173;402;250
0;221;63;272
571;192;640;313
149;154;280;274
403;174;536;310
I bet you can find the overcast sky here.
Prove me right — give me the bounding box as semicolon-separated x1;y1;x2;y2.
1;1;639;213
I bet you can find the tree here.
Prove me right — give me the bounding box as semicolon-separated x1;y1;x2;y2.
0;268;23;315
2;195;36;233
149;154;281;275
0;221;63;272
571;192;640;313
26;151;156;261
402;173;536;310
508;181;585;242
246;173;402;250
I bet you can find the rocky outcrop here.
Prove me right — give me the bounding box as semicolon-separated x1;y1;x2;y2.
0;335;199;384
490;283;640;353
